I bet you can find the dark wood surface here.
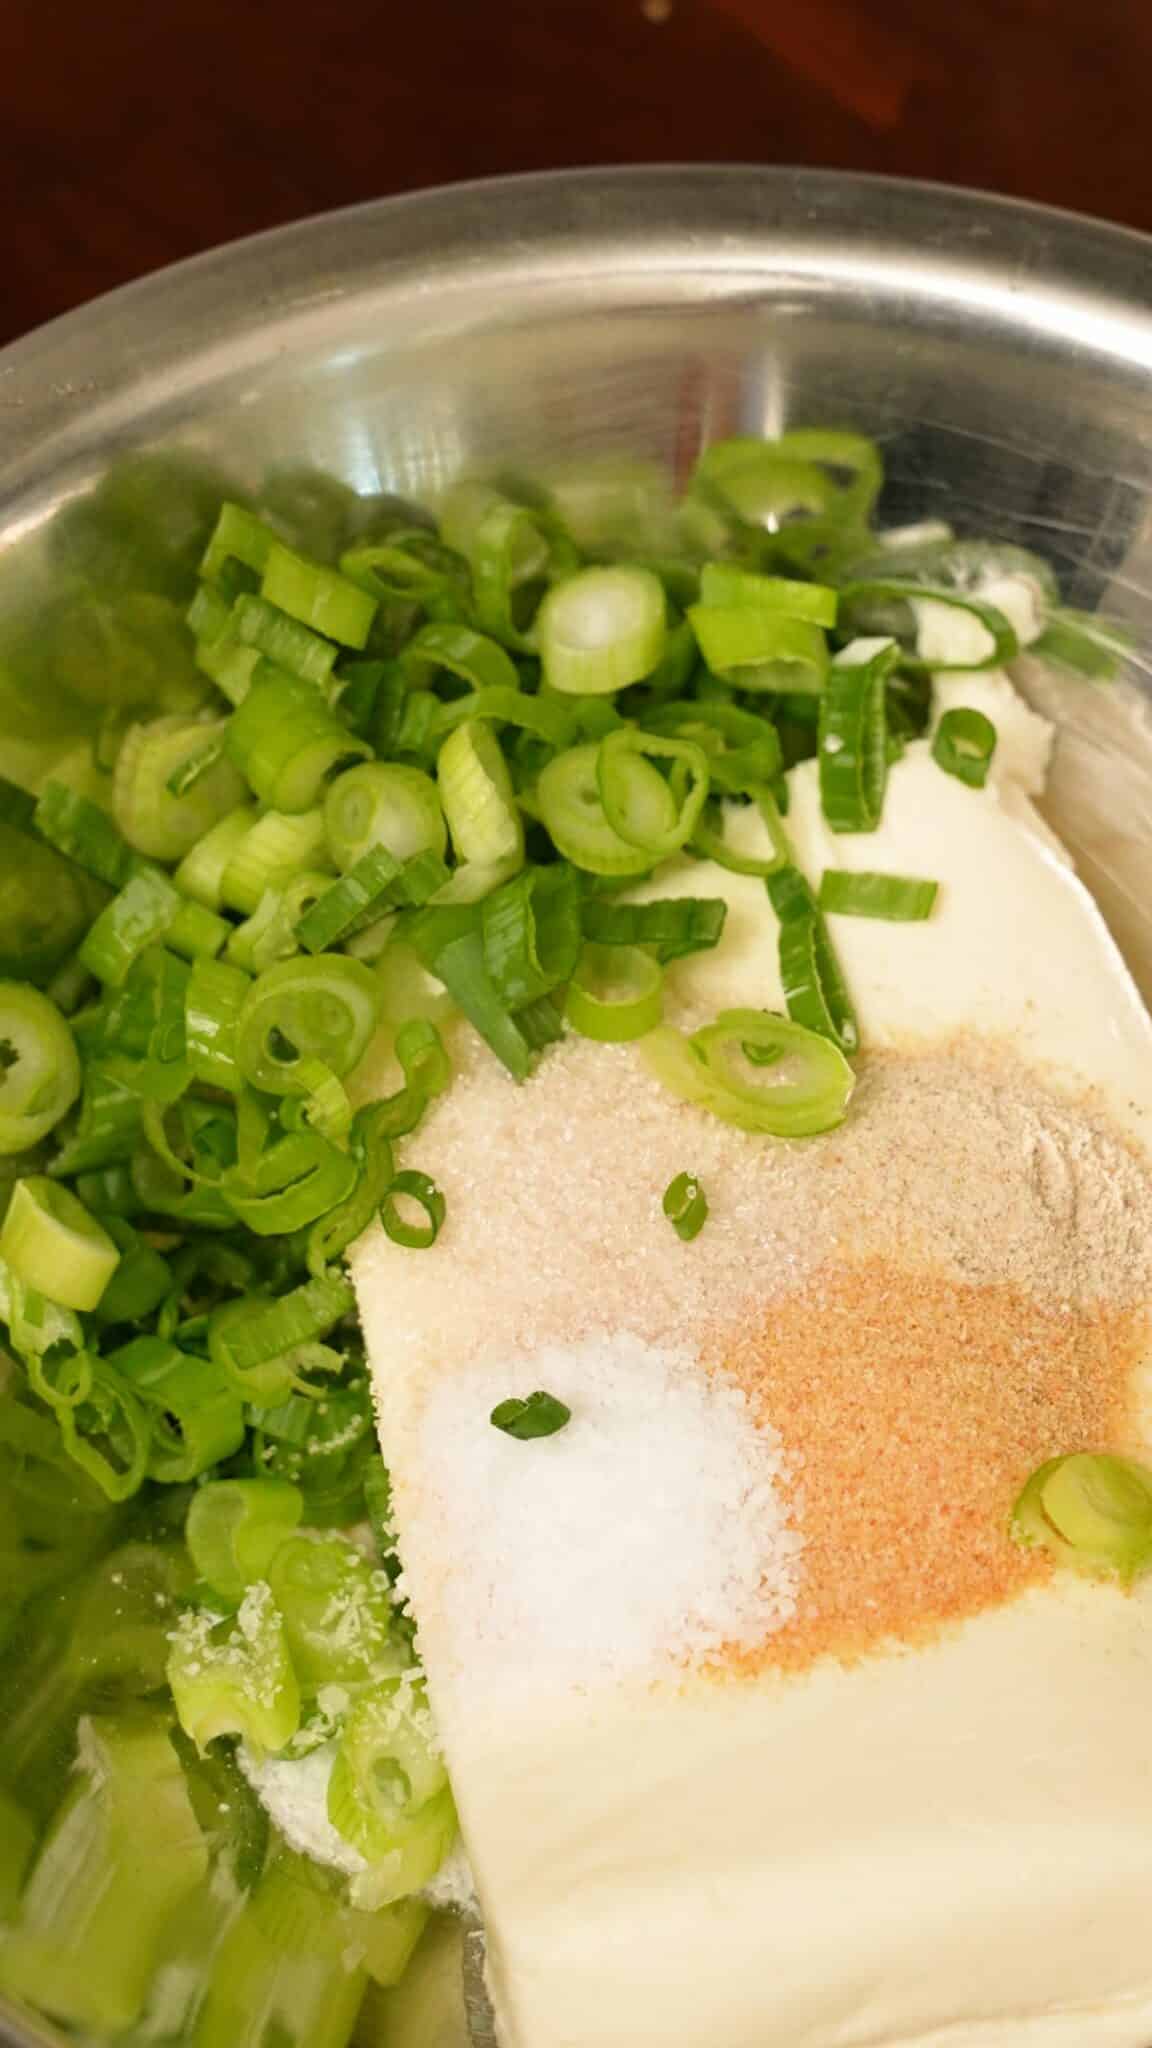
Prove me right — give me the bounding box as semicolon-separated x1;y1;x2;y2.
2;0;1150;349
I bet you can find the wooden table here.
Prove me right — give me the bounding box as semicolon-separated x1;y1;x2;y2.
2;0;1149;348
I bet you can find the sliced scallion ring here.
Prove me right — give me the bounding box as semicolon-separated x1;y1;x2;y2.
1010;1453;1152;1583
537;566;666;695
437;720;524;870
0;983;81;1154
379;1169;446;1250
537;743;668;879
113;716;246;861
0;1176;120;1312
642;1007;855;1137
234;955;383;1094
688;607;829;695
565;944;663;1042
932;707;998;789
596;728;710;859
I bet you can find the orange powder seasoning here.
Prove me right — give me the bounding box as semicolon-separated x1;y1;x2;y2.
714;1258;1148;1674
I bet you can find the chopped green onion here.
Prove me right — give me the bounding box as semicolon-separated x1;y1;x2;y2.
113;716;246;860
327;1681;455;1898
220;809;331;916
662;1171;708;1241
186;1482;301;1604
688;607;829;694
226;870;333;974
698;563;839;626
110;1335;246;1483
34;782;133;889
305;1098;399;1275
166;897;229;963
78;866;180;985
173;803;258;908
691;790;791;877
580;894;727;963
566;942;663;1041
481;863;582;1008
440;480;563;650
380;1169;445;1249
642;1007;855;1137
537;566;666;695
0;983;81;1153
432;683;575;748
261;541;377;648
232;592;339;689
0;1176;120;1311
221;1130;358;1238
767;864;859;1055
324;760;446;872
537;742;663;878
1010;1452;1152;1583
490;1390;572;1439
267;1534;402;1689
226;668;370;812
818;869;939;921
399;620;520;694
0;822;102;984
296;845;449;953
186;955;252;1091
91;1219;171;1324
837;580;1017;672
596;727;710;859
234;954;382;1093
406;904;541;1081
168;1584;301;1756
200;502;279;588
437;719;524;870
818;638;896;832
0;1713;209;2036
932;706;998;789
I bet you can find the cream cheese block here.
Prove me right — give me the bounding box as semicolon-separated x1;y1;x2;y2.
351;669;1152;2047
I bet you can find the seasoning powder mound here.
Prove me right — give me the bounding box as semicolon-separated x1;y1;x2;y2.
398;1331;802;1708
716;1261;1148;1675
353;1027;1152;1690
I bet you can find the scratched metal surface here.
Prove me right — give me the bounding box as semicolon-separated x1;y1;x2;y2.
2;167;1152;2048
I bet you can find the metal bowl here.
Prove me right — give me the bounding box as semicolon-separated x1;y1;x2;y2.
3;165;1152;2048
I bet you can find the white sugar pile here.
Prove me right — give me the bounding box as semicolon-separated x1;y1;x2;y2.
393;1329;802;1711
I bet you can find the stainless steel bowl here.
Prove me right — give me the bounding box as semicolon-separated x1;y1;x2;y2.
3;164;1152;2048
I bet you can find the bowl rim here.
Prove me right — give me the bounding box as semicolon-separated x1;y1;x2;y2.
3;164;1152;366
4;164;1152;456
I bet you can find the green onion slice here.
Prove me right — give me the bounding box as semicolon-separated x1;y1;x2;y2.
537;742;665;879
688;607;829;695
662;1171;708;1242
566;943;663;1042
1010;1452;1152;1583
437;720;524;871
324;762;446;873
220;810;331;918
698;563;839;627
0;1175;120;1312
0;983;81;1153
261;541;377;648
818;869;939;921
837;580;1017;672
596;728;710;859
580;894;727;964
234;955;382;1094
490;1390;572;1440
225;669;370;813
537;566;666;695
185;1478;304;1600
642;1007;855;1137
481;864;582;1009
932;707;998;789
113;716;246;861
818;638;896;832
379;1169;445;1250
185;956;252;1092
767;864;859;1055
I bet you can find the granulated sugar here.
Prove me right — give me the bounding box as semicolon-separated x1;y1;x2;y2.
398;1330;801;1706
